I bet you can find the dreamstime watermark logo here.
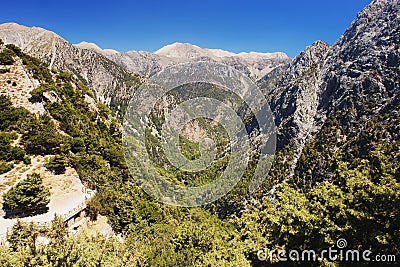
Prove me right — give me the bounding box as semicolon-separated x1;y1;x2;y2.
122;62;276;207
257;238;397;263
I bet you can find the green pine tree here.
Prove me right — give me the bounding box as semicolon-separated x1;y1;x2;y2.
3;173;50;215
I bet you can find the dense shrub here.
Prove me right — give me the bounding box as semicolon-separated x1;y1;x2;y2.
22;115;63;155
0;48;16;65
3;173;50;215
23;155;31;165
0;132;26;162
6;43;52;83
70;137;85;153
45;155;68;174
0;161;13;175
0;95;32;131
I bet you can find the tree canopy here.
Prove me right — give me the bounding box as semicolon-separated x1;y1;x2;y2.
3;173;50;216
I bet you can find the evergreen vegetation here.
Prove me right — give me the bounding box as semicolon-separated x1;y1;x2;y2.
0;43;398;266
3;173;50;216
0;48;15;65
45;155;68;175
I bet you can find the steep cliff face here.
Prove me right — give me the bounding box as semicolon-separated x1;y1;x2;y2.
318;0;399;122
263;41;330;149
258;0;399;185
293;0;400;187
0;23;142;113
257;41;330;182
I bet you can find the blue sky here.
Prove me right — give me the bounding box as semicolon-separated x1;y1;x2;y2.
1;0;371;57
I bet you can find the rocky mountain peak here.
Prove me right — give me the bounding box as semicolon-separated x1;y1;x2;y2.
154;42;213;58
74;41;119;55
74;41;102;51
263;0;399;167
300;40;330;58
264;39;330;159
154;41;289;61
0;23;143;111
105;42;290;79
319;0;399;117
0;23;64;55
286;40;330;78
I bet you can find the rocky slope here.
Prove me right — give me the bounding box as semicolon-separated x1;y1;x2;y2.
294;0;400;187
0;0;398;195
0;23;289;113
262;40;330;149
257;40;330;181
0;43;118;236
260;0;399;186
318;0;399;121
0;23;142;114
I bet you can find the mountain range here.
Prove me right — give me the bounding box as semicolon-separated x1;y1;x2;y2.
76;41;289;79
0;0;398;188
0;23;290;113
0;0;399;264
